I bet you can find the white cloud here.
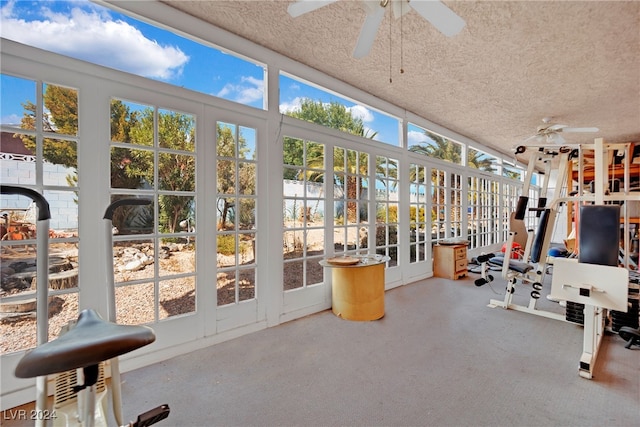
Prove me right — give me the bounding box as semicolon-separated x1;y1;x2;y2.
279;97;304;114
347;105;374;123
216;76;264;104
408;130;429;145
1;113;22;125
0;0;15;19
0;2;189;80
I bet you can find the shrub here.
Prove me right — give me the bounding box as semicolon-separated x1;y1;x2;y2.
217;234;235;255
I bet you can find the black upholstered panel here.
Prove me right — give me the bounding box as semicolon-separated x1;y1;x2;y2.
579;205;620;266
530;209;550;263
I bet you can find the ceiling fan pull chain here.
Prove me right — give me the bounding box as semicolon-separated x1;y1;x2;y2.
389;8;393;83
400;4;404;75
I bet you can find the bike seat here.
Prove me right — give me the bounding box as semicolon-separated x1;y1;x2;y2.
15;309;155;378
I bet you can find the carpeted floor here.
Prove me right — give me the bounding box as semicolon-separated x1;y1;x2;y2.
118;274;639;427
2;274;638;426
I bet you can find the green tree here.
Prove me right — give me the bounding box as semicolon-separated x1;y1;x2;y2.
20;87;147;189
20;87;196;233
110;101;145;189
20;85;78;169
288;98;373;136
216;123;252;229
123;107;195;232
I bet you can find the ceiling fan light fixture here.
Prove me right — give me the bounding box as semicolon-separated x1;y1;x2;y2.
522;117;600;146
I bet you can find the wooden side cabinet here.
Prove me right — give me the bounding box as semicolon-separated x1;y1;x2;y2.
433;244;468;280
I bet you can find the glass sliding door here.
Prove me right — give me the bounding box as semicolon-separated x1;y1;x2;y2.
282;136;327;313
215;121;259;331
109;99;197;325
409;163;429;264
374;155;399;267
333;146;369;255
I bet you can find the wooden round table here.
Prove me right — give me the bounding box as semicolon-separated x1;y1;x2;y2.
319;255;390;321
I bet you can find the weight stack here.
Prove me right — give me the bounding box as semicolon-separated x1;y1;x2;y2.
566;301;585;325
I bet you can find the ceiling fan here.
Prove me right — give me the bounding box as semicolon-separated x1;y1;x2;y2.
287;0;466;58
522;117;599;145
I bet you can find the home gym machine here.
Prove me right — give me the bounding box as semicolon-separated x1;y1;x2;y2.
549;205;629;379
476;138;637;378
476;143;577;321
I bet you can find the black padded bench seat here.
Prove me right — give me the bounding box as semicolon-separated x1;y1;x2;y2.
489;255;534;274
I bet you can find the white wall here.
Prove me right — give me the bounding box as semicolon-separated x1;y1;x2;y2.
1;158;77;229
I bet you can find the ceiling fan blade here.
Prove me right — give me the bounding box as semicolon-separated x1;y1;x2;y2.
287;0;338;18
352;5;386;59
560;127;599;133
409;0;466;37
523;134;545;144
548;133;566;144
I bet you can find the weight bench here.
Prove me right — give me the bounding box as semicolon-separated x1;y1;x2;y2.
476;209;554;303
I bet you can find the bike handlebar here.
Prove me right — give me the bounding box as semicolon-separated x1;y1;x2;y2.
0;185;51;221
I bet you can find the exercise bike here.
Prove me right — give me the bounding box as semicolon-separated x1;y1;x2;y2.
3;186;169;426
15;308;169;427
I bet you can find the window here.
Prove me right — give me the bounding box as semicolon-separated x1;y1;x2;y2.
375;156;399;266
409;163;429;264
431;168;463;243
334;147;369;253
468;176;501;249
0;75;79;354
1;1;266;109
280;73;400;146
468;147;497;173
110;98;196;323
503;162;523;181
408;124;464;165
282;137;326;290
216;122;258;304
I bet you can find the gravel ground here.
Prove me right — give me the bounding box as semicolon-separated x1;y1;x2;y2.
1;226;339;355
0;245;197;354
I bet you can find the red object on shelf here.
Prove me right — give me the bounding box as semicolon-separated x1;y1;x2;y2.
501;242;522;259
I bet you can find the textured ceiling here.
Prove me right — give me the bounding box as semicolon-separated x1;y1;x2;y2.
160;0;640;158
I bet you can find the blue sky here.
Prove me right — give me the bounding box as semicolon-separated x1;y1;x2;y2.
0;0;421;146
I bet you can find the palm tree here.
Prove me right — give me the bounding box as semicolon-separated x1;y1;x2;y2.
409;131;496;173
409;132;462;164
